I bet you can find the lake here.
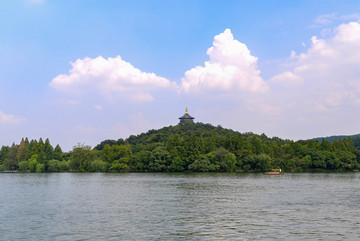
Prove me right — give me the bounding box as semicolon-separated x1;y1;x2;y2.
0;173;359;240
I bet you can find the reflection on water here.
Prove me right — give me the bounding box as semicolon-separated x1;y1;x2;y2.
0;173;359;240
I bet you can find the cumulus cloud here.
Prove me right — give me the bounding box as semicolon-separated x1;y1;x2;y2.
181;29;267;94
271;21;360;109
50;55;174;102
270;71;303;86
0;111;26;124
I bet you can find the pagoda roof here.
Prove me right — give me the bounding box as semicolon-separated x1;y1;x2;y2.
179;113;194;120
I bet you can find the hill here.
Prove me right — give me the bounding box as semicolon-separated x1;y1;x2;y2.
91;122;360;172
95;122;285;151
1;122;360;173
314;134;360;150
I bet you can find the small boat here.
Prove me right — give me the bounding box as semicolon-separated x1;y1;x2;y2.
264;169;285;175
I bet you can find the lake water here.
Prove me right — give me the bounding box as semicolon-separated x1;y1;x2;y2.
0;173;359;240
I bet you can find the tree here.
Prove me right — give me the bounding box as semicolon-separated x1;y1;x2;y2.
29;139;39;156
181;134;200;167
249;136;263;155
149;146;170;172
243;153;272;172
44;138;54;160
6;143;18;171
189;154;217;172
130;150;153;171
211;147;230;171
110;159;130;172
53;144;63;161
168;156;185;172
69;144;96;171
18;160;29;172
28;155;39;172
0;145;10;170
47;159;60;172
320;139;332;151
90;159;108;172
221;152;237;172
17;138;26;162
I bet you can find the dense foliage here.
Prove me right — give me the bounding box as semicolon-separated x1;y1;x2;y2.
1;122;360;173
314;133;360;150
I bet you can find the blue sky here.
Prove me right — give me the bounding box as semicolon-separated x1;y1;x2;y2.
2;0;360;150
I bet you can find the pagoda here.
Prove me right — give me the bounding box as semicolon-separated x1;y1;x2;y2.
179;105;195;123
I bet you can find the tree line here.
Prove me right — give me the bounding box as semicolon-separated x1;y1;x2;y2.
1;122;359;173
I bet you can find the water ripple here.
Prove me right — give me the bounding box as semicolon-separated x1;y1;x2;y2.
0;173;359;240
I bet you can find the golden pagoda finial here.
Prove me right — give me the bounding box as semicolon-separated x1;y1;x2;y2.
185;104;188;114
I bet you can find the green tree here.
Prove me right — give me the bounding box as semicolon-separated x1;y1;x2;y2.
36;163;45;172
320;139;332;151
249;136;263;155
243;153;272;172
168;156;185;172
90;159;108;172
130;150;153;171
44;138;54;160
5;143;18;171
110;159;130;172
0;145;10;170
188;154;217;172
53;144;63;161
221;152;237;172
149;146;170;172
181;134;200;167
28;155;39;172
18;160;29;172
69;144;96;171
29;139;39;156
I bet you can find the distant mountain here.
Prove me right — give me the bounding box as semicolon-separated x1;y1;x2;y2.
314;134;360;150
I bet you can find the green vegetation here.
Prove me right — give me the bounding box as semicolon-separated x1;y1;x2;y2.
1;122;360;173
314;133;360;150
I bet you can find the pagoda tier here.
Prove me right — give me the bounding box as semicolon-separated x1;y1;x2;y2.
179;105;194;123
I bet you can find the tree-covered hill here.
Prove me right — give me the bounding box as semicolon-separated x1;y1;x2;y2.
90;122;360;173
95;122;285;151
314;134;360;150
1;122;360;173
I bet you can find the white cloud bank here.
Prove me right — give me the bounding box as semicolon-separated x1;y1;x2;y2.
50;29;267;103
0;111;26;124
181;29;267;94
271;21;360;109
50;55;174;102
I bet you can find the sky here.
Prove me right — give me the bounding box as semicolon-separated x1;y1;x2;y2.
2;0;360;150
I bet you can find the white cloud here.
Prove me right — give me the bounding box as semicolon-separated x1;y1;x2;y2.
50;55;174;102
270;71;303;86
47;23;360;142
247;99;283;115
0;111;26;124
180;29;267;94
247;21;360;139
272;21;360;109
314;13;360;26
314;13;337;25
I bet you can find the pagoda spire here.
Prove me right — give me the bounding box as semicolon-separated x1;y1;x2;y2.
179;104;194;123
